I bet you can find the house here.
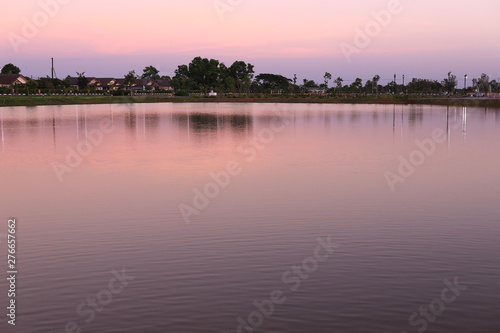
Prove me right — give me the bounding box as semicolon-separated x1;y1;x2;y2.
88;78;115;90
66;77;80;90
110;78;126;90
0;74;28;87
153;79;173;91
66;77;96;90
60;76;172;92
129;78;148;91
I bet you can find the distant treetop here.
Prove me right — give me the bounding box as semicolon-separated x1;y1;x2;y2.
1;63;21;75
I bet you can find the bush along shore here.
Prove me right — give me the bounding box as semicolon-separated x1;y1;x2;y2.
1;93;500;108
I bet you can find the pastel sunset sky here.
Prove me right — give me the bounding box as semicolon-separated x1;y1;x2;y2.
2;0;499;83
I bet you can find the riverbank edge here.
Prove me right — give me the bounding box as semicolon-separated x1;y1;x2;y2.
1;95;500;108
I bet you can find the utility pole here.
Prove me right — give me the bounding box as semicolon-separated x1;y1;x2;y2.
402;74;405;94
51;58;58;79
394;74;396;94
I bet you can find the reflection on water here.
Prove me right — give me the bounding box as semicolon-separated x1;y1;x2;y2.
0;103;500;333
2;104;494;151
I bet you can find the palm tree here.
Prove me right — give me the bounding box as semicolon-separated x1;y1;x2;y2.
334;77;343;93
372;75;380;94
324;72;332;89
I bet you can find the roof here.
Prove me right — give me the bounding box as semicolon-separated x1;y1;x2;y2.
89;78;115;86
0;74;26;85
67;77;79;85
156;79;171;87
134;78;148;86
66;77;96;85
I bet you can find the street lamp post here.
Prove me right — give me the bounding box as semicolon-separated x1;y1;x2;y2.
464;74;467;91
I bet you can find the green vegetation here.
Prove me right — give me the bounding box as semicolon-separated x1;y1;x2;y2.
252;74;292;93
171;57;254;93
1;63;21;75
1;94;500;108
142;66;161;82
1;61;499;108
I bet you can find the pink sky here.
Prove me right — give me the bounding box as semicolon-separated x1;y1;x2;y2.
1;0;499;83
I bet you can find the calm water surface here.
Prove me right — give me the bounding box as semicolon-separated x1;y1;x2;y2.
0;103;499;333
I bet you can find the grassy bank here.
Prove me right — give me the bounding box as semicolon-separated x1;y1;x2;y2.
1;94;500;108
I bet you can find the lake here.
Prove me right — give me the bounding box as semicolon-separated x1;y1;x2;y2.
0;103;499;333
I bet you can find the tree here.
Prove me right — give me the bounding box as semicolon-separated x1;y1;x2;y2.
253;74;291;93
406;78;442;94
364;80;373;94
303;79;320;92
334;77;343;92
76;72;88;90
1;63;21;75
124;70;137;87
303;79;319;88
25;79;38;94
350;78;363;92
476;73;490;94
171;57;254;93
372;75;380;94
490;80;498;93
323;72;332;89
175;57;222;93
142;66;160;82
228;61;254;92
171;64;193;92
189;57;225;93
442;71;457;94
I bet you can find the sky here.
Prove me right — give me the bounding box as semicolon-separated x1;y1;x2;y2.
1;0;499;84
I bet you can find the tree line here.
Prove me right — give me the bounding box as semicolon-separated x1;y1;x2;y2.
1;61;498;96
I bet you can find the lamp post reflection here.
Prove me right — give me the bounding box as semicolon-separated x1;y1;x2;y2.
462;107;467;143
446;106;450;149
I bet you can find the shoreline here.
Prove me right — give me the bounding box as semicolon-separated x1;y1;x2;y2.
1;95;500;108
